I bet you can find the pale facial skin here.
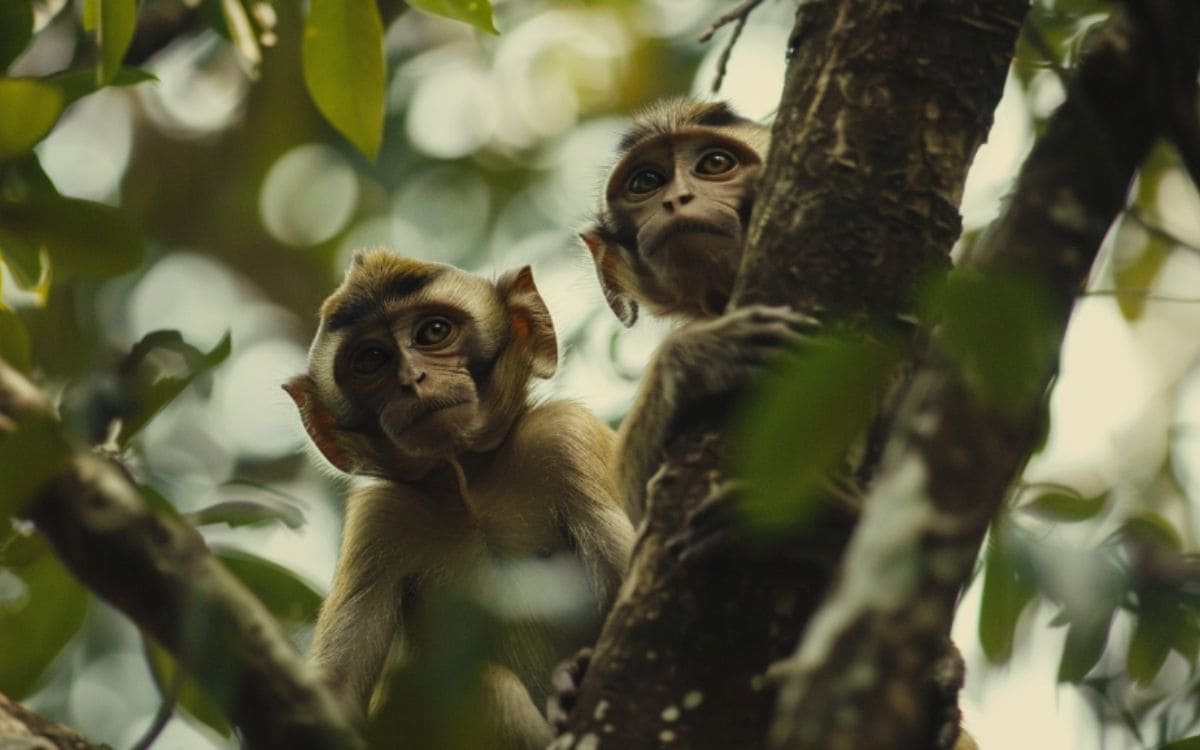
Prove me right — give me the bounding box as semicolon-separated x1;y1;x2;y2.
605;133;764;317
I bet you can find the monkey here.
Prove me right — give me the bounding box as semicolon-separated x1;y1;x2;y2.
560;99;975;750
579;98;813;523
283;249;635;749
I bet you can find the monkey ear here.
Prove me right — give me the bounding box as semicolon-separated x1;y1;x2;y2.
580;232;639;328
496;266;558;379
283;375;355;473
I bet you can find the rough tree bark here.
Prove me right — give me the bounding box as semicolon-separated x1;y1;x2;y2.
768;3;1200;748
0;691;102;750
559;2;1025;748
0;361;359;750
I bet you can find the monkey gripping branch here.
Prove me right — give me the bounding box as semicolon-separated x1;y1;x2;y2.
558;1;1028;748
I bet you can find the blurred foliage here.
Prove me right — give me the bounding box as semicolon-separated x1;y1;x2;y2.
733;334;898;530
0;532;88;699
933;270;1061;419
367;592;506;749
145;638;232;738
57;329;232;446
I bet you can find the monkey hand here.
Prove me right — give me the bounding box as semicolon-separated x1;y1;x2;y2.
618;305;817;518
656;304;817;405
665;480;747;565
546;647;592;734
666;475;860;567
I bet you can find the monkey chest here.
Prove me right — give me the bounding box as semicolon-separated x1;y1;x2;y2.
465;499;566;561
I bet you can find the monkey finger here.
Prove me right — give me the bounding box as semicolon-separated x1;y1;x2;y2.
547;647;592;733
739;304;819;332
667;481;747;565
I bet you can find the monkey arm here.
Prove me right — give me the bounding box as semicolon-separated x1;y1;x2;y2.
517;402;635;604
616;305;816;519
309;484;413;717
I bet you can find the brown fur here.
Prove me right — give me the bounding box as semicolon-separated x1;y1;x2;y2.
285;250;635;745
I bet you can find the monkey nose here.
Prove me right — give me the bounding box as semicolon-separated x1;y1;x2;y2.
396;359;425;387
663;192;694;211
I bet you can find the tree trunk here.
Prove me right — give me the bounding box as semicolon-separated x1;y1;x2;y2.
768;3;1200;748
559;2;1025;748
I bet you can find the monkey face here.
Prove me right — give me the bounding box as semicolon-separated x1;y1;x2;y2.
332;290;522;467
291;251;557;480
606;133;763;318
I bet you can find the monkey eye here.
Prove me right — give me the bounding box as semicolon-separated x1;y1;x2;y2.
413;317;454;347
352;345;390;375
695;149;737;176
627;168;666;195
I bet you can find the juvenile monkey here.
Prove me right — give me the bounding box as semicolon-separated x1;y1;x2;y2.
570;100;974;750
284;250;634;749
580;98;812;521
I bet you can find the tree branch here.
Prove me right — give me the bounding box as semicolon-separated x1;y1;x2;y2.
766;3;1200;748
0;691;104;750
0;360;360;750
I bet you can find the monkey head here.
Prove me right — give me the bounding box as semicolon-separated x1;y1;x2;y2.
582;99;770;326
285;250;557;481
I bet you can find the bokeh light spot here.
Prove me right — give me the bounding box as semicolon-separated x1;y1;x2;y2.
260;143;359;247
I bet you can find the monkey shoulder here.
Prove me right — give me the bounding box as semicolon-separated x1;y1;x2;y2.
510;400;618;479
483;399;620;515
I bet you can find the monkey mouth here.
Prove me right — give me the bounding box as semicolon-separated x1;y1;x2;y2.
384;398;470;436
645;220;735;258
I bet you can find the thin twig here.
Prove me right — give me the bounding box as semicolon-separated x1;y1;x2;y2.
700;0;767;93
1081;289;1200;304
1126;206;1200;255
699;0;766;43
130;663;184;750
709;15;749;93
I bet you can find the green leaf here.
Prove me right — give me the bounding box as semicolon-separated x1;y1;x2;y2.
0;152;57;203
367;592;501;748
733;336;897;530
143;639;232;738
0;306;32;373
934;271;1058;418
302;0;385;159
186;499;304;530
114;330;232;445
1022;488;1108;522
978;519;1037;663
1127;593;1177;685
46;66;156;106
1113;232;1170;321
83;0;137;85
0;78;65;162
1121;512;1183;551
0;408;74;520
213;547;321;625
0;1;34;71
0;535;89;698
1160;736;1200;750
408;0;498;34
0;195;145;280
1057;610;1114;683
0;232;42;289
139;484;182;519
